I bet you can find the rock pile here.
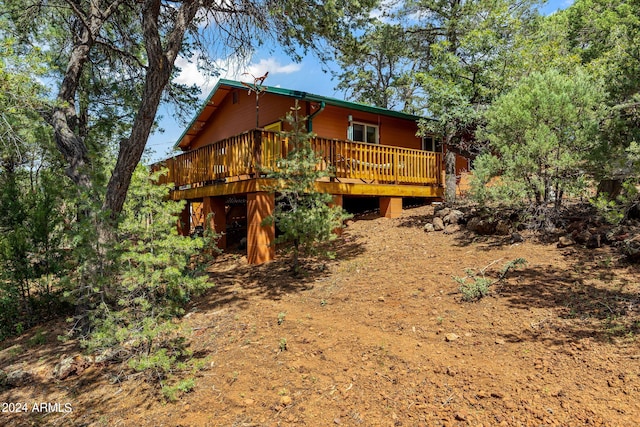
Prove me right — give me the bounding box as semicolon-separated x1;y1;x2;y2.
422;204;639;262
424;207;465;234
559;219;640;262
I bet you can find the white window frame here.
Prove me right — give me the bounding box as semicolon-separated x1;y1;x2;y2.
349;121;379;144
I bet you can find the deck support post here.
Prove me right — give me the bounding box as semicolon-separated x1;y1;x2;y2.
330;194;344;235
247;192;275;264
380;196;402;218
177;200;191;236
330;194;343;208
202;196;227;249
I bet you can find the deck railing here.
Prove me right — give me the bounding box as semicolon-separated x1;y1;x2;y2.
154;130;443;188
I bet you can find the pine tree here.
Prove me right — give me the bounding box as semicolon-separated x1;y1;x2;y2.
263;103;350;274
473;69;604;212
84;165;213;377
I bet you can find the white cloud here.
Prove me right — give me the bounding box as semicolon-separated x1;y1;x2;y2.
244;58;302;79
173;54;302;98
173;55;218;94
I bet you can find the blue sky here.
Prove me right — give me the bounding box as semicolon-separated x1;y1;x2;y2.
146;0;574;162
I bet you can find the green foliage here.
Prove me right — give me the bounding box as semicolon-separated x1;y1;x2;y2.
468;154;524;206
83;165;213;385
0;43;71;340
457;276;492;302
27;330;47;347
408;0;539;202
333;21;421;111
162;377;196;402
277;312;286;325
560;1;640;186
592;180;640;225
455;258;527;302
474;69;604;209
0;166;70;341
263;103;350;274
592;195;626;226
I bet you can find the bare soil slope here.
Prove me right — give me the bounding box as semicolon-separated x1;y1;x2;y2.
1;204;639;427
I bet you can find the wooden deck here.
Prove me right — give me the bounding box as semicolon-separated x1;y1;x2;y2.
154;130;444;199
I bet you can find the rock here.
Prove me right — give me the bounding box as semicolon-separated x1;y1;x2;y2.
495;339;506;345
478;220;497;235
243;398;255;406
455;412;468;422
445;333;460;342
423;223;435;233
433;217;445;231
586;234;602;249
567;221;586;233
510;232;524;243
95;348;120;364
443;224;461;234
495;220;511;235
378;296;385;302
467;218;496;235
443;209;464;225
557;236;575;248
436;207;451;218
280;395;292;406
54;356;76;380
5;369;31;387
54;354;91;380
466;216;480;230
572;230;592;245
622;240;640;263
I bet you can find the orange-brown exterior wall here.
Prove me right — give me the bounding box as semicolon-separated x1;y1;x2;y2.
187;90;424;151
190;91;301;150
310;105;422;149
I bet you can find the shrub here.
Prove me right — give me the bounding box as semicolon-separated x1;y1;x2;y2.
0;167;70;340
83;165;214;386
475;69;604;210
455;258;527;302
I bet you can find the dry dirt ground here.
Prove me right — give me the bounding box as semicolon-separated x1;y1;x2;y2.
1;204;640;427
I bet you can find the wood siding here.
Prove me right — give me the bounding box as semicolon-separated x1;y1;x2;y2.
187;92;425;152
190;92;299;150
309;105;422;149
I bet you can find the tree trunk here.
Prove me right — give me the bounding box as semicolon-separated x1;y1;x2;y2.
445;150;457;204
50;29;93;190
103;0;199;216
597;179;623;200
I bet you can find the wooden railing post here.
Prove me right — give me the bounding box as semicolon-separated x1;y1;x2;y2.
253;129;263;176
394;151;399;184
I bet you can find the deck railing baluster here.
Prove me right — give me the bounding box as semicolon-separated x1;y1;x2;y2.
151;129;443;189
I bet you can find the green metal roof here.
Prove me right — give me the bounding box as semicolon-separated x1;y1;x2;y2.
174;78;427;149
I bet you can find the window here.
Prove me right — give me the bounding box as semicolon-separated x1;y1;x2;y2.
422;136;442;152
349;122;379;144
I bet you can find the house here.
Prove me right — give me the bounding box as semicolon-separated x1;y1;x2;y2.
154;79;449;264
